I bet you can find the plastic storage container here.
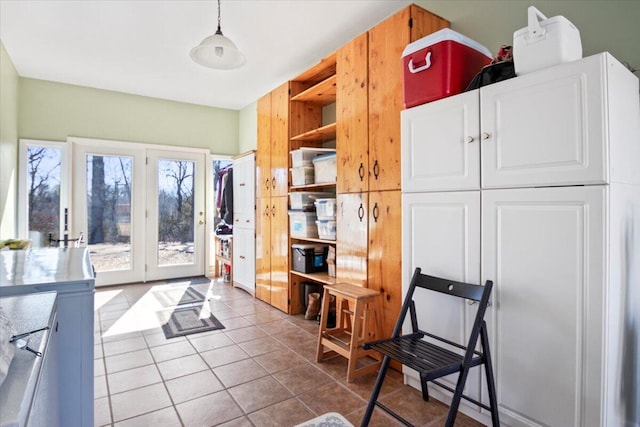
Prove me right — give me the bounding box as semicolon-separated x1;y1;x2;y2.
316;219;336;240
312;153;337;184
290;148;333;167
513;6;582;76
290;166;315;186
314;198;337;220
291;243;329;273
288;211;318;238
289;192;333;210
402;28;492;108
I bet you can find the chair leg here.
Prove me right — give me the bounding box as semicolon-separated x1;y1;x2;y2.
360;355;392;427
444;367;471;427
481;325;500;426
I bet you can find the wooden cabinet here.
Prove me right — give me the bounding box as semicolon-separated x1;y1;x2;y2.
401;53;640;426
256;84;290;312
335;4;449;338
255;196;289;312
256;83;289;199
337;5;449;194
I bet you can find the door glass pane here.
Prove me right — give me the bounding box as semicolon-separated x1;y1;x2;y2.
157;159;195;266
26;146;61;246
86;155;133;272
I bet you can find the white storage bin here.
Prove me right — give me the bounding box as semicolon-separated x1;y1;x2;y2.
314;198;337;219
513;6;582;75
312;152;337;184
289;192;333;210
290;166;315;186
289;211;318;238
316;219;336;241
290;148;333;167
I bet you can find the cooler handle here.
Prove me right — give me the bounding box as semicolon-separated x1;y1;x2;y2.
408;50;432;74
527;6;548;40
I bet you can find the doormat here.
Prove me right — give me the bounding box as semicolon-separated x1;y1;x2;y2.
294;412;354;427
160;306;225;339
154;286;207;308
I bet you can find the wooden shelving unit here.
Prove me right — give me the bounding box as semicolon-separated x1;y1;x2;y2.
290;75;337;104
289;270;336;286
290;122;337;142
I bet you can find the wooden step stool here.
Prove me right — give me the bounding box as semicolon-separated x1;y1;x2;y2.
316;282;384;382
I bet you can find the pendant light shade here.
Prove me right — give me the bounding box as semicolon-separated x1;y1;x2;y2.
190;0;245;70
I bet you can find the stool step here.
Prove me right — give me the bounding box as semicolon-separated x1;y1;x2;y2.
324;330;353;347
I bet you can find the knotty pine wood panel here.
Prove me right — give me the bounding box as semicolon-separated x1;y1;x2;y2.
336;192;368;286
271;82;291;197
368;6;449;192
367;190;402;339
269;196;290;313
336;32;369;195
255;197;271;304
256;93;271;199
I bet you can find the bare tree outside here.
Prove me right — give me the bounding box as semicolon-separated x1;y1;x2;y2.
26;146;61;241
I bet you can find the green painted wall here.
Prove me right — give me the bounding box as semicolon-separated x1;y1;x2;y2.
238;101;257;155
0;41;19;239
19;78;239;154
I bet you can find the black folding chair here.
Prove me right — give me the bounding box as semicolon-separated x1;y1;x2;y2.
360;268;499;427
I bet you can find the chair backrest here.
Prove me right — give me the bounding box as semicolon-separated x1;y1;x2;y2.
393;268;493;356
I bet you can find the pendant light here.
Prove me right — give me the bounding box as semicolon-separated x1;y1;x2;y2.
190;0;245;70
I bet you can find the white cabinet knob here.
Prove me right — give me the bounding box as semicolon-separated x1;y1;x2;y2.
482;132;491;140
465;136;474;143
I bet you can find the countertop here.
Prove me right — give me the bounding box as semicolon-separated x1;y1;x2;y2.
0;248;94;296
0;291;57;427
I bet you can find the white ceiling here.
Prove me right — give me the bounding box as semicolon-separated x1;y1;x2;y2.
0;0;413;110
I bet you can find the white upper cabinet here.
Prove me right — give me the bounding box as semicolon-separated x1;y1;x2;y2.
402;52;640;192
402;90;480;192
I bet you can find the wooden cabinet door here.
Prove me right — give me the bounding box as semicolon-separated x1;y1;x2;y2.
271;82;290;197
256;93;271;199
482;186;605;427
336;32;368;195
481;53;606;189
367;190;402;340
255;197;271;304
402;190;482;409
269;196;290;312
336;192;368;286
368;6;448;192
401;90;481;193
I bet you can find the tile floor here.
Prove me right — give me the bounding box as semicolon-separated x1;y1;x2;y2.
94;278;485;427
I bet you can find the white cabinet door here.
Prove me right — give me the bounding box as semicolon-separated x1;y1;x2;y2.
233;153;255;228
482;186;605;427
232;227;255;294
481;54;607;189
402;191;483;412
402;90;481;193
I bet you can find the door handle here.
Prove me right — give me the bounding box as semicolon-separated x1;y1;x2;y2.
271;205;276;217
358;163;365;181
358;203;365;222
271;177;276;189
372;160;379;180
199;220;205;225
265;178;270;190
372;202;379;222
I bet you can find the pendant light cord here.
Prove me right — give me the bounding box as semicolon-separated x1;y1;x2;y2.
216;0;222;33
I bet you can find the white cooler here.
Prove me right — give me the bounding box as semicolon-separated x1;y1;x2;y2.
513;6;582;75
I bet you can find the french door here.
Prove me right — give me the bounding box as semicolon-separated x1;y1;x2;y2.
71;138;207;286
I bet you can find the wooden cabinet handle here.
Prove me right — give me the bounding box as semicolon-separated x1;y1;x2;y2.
358;203;365;222
358;163;365;181
372;202;379;222
373;160;379;180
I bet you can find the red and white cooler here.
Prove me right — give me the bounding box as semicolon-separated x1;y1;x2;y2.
402;28;492;108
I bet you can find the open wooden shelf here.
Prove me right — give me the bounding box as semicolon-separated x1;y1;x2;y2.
290;75;337;104
291;122;337;142
290;182;337;191
290;270;336;286
293;52;337;85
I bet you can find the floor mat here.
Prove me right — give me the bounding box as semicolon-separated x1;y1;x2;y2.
160;306;225;339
